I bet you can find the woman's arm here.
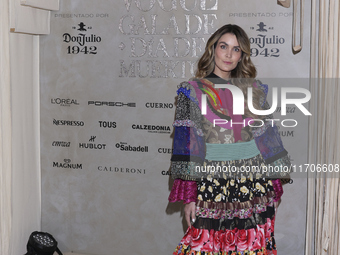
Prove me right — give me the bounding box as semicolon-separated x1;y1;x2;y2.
168;82;204;226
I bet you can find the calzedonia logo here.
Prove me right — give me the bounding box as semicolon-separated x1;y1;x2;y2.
132;124;171;134
115;142;148;152
52;159;82;169
51;98;79;106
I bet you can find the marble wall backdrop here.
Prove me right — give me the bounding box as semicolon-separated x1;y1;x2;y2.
40;0;310;254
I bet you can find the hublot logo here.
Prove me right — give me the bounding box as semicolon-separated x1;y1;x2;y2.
79;136;106;149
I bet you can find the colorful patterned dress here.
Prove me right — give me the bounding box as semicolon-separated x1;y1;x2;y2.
169;74;291;255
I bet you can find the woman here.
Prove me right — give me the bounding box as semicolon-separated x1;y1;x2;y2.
168;24;291;255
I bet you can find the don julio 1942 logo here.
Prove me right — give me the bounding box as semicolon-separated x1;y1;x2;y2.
63;22;101;55
249;22;285;58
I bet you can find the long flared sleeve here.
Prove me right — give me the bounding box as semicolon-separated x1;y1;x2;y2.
168;179;198;203
252;83;292;201
168;81;205;203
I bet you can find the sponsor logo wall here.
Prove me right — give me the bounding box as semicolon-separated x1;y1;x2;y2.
40;1;310;254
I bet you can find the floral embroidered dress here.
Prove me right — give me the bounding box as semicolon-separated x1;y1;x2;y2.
169;73;291;255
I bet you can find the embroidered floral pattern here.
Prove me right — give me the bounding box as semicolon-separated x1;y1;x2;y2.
195;198;274;220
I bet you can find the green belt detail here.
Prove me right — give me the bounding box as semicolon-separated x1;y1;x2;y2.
205;140;260;161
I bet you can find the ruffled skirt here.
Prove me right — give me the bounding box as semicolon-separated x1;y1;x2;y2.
173;155;277;255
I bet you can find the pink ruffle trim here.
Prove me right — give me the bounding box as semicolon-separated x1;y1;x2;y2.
174;218;276;254
272;179;283;202
169;179;197;204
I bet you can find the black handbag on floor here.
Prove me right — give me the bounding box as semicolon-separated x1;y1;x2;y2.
25;231;63;255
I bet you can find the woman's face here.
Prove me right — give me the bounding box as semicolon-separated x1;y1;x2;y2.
213;33;242;79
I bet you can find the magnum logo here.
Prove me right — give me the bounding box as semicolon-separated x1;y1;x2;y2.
52;159;82;169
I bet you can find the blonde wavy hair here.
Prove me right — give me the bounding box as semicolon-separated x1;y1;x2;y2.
195;24;264;119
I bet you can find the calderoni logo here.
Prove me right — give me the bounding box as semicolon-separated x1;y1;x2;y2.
132;124;171;134
145;102;174;109
53;119;84;126
88;101;136;107
99;121;117;128
51;98;79;106
52;159;82;169
98;166;146;174
52;141;71;147
115;142;148;152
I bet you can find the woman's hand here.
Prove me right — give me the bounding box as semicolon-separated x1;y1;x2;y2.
184;201;196;227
